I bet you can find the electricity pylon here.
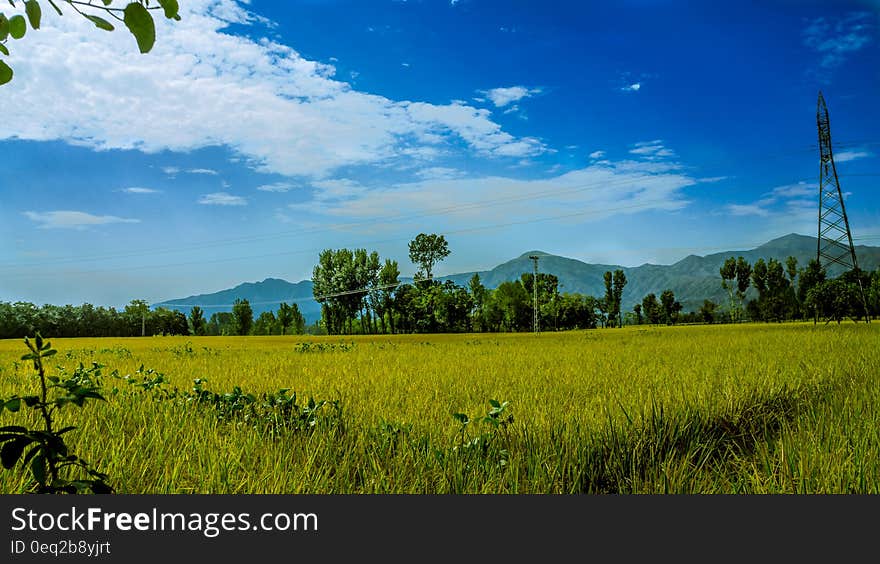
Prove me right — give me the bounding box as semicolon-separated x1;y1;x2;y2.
816;91;870;322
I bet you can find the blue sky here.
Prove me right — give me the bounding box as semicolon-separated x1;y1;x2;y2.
1;0;878;308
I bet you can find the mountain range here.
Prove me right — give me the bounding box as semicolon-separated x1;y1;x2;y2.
153;233;880;323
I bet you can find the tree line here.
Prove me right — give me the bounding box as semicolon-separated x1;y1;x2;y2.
0;299;308;339
3;234;879;339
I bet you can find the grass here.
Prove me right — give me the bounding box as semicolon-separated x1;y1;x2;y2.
0;322;877;493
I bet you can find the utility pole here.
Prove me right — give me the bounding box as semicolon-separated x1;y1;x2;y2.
816;91;870;322
528;255;540;334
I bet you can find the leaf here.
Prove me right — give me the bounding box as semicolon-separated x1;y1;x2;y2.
0;14;8;41
30;452;46;484
4;397;20;412
488;399;501;409
85;14;114;32
24;0;39;29
0;43;7;56
158;0;178;20
123;2;155;54
41;349;56;357
1;436;32;469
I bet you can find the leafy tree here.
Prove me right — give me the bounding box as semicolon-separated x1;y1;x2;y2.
124;299;150;336
468;273;488;331
277;302;293;336
372;259;399;334
232;298;253;336
659;289;682;325
253;310;278;335
189;306;206;336
699;299;717;324
612;269;627;328
641;293;662;325
799;259;826;322
276;302;305;335
0;0;182;85
408;233;450;281
805;278;859;324
602;271;613;327
633;303;642;325
488;281;531;332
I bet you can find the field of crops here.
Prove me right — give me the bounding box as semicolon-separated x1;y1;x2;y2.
0;323;878;494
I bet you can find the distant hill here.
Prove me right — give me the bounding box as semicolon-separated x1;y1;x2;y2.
153;233;880;321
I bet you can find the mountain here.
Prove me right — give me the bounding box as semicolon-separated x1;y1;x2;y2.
155;278;319;322
153;234;880;321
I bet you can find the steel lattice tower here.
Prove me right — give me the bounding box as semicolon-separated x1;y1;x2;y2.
816;91;870;321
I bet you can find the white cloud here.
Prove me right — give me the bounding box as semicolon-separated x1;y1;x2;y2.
187;168;219;175
835;149;873;162
1;1;544;178
198;192;247;206
620;83;641;92
629;140;676;160
803;12;874;69
119;187;161;194
724;204;771;217
478;86;542;108
588;150;606;159
293;158;696;230
23;210;141;229
723;181;817;218
162;166;181;175
256;182;297;192
416;167;465;180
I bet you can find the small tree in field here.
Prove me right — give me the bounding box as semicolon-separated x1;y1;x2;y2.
232;299;253;336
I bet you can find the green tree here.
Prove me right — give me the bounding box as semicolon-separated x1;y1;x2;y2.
189;306;206;336
659;289;682;325
232;298;253;336
124;299;150;336
642;293;662;325
699;299;717;324
253;310;278;335
408;233;450;281
468;273;488;331
612;269;627;328
602;271;614;327
633;303;642;325
0;0;182;85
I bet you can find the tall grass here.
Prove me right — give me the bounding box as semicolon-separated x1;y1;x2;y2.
0;323;877;493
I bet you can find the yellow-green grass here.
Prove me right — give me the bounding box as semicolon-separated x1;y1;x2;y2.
0;323;877;493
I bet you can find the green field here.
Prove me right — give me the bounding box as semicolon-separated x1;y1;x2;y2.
1;323;878;493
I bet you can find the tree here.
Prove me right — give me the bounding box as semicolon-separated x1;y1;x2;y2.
232;298;253;336
124;299;150;336
633;303;642;325
799;259;826;322
642;293;662;325
189;306;206;336
253;311;278;335
0;0;183;86
468;273;488;331
372;259;400;334
699;299;717;324
612;270;627;328
408;233;450;281
277;302;293;335
805;278;859;324
659;289;682;325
